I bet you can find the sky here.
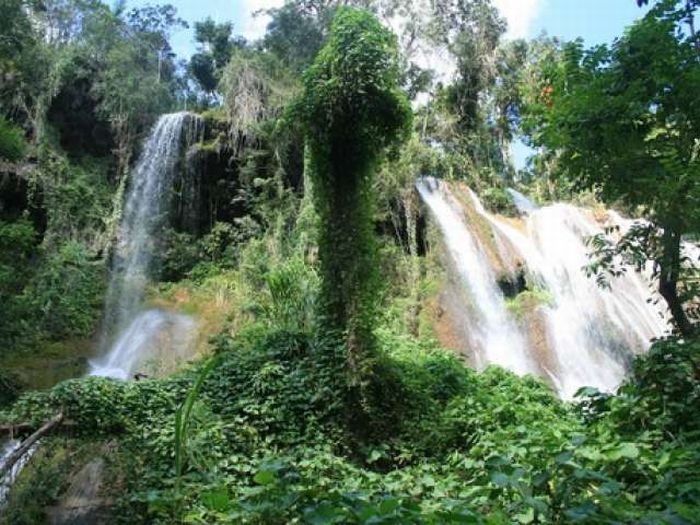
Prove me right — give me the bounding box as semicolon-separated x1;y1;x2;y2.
129;0;656;168
132;0;654;60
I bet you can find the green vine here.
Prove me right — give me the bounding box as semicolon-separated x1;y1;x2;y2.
294;7;411;374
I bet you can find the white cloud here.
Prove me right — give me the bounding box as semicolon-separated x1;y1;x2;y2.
493;0;543;40
237;0;542;42
237;0;283;42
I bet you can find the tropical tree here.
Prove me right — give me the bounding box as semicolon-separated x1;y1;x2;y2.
429;0;505;134
189;18;244;97
524;0;700;334
295;7;411;369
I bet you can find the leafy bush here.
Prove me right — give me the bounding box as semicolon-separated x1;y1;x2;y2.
0;218;40;346
3;327;700;523
590;336;700;437
20;241;105;340
481;187;518;216
0;218;38;295
159;229;202;281
0;116;27;161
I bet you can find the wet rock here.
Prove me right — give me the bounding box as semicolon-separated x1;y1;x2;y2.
48;458;110;525
496;266;528;298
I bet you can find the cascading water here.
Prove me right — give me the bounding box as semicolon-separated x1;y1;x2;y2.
416;178;536;375
89;309;197;380
418;177;669;398
90;112;203;379
482;198;667;397
1;113;204;507
0;438;38;504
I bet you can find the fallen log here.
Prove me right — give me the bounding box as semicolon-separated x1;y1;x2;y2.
0;419;76;435
0;422;33;434
0;413;63;478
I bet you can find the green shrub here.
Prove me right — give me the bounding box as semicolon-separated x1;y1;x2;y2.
159;229;201;281
4;329;700;523
0;218;38;295
0;218;39;346
20;241;105;340
481;187;518;216
0;116;27;161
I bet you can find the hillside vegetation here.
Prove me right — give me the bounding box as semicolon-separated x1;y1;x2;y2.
0;0;699;523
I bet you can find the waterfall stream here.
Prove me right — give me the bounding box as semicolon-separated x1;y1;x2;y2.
418;177;670;398
1;113;203;509
0;438;38;505
416;178;536;375
90;112;203;379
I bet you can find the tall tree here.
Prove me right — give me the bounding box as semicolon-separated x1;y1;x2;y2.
524;0;700;334
189;18;243;96
430;0;505;134
295;7;411;370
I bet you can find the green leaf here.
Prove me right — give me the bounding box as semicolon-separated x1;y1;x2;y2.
253;469;276;485
201;489;230;512
607;442;640;460
378;498;399;515
490;472;510;488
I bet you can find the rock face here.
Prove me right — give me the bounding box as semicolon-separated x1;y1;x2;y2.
49;458;109;525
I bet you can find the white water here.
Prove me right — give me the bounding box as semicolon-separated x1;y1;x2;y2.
507;188;538;214
1;114;202;506
0;438;38;504
418;178;669;398
90;309;197;380
90;112;202;379
489;205;666;397
416;177;536;375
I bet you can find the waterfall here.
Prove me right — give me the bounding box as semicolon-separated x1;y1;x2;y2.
90;112;203;380
485;203;667;397
0;438;38;504
416;178;536;375
418;177;669;398
506;188;538;214
1;113;203;509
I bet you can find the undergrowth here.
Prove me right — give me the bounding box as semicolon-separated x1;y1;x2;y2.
3;327;699;524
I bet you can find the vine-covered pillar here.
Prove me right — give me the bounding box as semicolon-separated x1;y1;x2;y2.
294;7;412;376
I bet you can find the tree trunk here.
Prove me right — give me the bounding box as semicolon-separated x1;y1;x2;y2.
405;190;422;336
658;226;693;336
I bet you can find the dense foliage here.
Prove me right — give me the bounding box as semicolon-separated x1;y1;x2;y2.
295;8;411;372
0;1;699;524
521;0;700;334
3;320;699;523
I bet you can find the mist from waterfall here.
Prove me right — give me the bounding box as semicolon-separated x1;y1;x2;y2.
418;177;669;398
90;112;203;379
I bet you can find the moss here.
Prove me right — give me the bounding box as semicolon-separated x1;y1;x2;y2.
481;186;518;217
505;287;554;321
193;139;221;154
200;107;228;124
0;338;94;392
200;107;229;136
